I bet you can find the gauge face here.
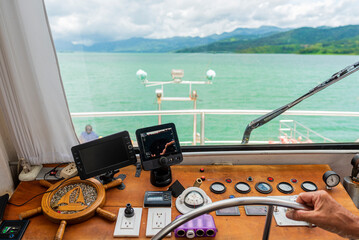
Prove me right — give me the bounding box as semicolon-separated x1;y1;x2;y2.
301;181;318;192
323;171;340;187
184;190;205;208
255;182;272;194
210;182;226;194
235;182;251;194
326;175;340;187
277;182;294;194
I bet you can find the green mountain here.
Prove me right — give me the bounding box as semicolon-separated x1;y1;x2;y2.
54;26;288;53
176;25;359;54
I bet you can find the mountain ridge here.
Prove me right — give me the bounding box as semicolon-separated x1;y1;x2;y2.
177;25;359;54
54;25;359;54
54;26;289;53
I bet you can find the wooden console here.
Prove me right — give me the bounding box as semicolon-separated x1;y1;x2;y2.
4;164;358;239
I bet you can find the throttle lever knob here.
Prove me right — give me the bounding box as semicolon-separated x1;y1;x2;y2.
350;154;359;179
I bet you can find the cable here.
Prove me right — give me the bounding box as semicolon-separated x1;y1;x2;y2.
8;176;76;207
44;163;67;181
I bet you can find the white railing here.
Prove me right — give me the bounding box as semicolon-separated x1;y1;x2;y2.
71;109;359;145
279;120;335;143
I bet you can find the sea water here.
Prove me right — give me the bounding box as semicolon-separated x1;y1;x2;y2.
58;53;359;143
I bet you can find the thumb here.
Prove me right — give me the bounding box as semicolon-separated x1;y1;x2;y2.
286;209;312;222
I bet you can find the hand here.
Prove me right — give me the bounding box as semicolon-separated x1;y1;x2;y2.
286;190;359;238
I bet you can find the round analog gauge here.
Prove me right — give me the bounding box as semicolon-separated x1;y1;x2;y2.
255;182;272;194
184;191;205;208
235;182;251;194
277;182;294;194
210;182;226;194
323;171;340;188
301;181;318;192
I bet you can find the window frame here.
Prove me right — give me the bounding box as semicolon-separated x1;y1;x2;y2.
132;142;359;156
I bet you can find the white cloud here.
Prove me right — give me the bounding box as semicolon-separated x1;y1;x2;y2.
44;0;359;45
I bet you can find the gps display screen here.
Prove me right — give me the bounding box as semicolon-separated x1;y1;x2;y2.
139;127;178;161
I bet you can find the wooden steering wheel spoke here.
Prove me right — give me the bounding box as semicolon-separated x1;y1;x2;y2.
96;207;117;222
19;207;42;220
103;178;122;190
54;220;67;240
39;180;53;188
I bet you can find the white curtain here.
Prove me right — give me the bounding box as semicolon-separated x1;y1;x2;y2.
0;0;79;164
0;131;14;195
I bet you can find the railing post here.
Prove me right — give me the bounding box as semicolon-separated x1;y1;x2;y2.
193;99;197;145
157;90;162;125
200;112;205;145
158;103;161;125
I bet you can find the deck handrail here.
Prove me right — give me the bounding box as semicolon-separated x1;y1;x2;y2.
71;109;359;117
71;109;359;145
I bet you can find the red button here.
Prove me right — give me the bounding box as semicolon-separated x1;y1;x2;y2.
226;178;232;183
201;176;205;181
267;177;274;182
200;168;204;172
291;178;298;183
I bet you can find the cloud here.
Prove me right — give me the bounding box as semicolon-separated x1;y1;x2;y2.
44;0;359;45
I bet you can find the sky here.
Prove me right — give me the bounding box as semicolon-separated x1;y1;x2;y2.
44;0;359;46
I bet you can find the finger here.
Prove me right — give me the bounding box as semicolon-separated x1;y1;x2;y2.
286;209;313;222
286;209;296;219
296;196;314;208
296;195;305;204
297;192;315;206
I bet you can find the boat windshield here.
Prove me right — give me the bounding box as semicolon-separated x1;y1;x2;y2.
44;0;359;147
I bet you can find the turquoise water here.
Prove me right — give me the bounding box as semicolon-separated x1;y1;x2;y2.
58;53;359;143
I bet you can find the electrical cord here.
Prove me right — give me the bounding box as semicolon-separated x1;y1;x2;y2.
43;163;67;181
8;175;76;207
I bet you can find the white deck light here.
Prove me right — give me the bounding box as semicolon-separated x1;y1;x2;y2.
206;69;216;81
136;69;147;81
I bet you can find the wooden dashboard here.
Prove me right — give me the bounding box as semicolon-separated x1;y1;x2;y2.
4;164;359;239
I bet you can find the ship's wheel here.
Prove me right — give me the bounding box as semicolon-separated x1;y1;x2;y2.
18;177;122;240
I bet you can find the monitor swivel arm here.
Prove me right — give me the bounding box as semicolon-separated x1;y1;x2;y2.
241;61;359;144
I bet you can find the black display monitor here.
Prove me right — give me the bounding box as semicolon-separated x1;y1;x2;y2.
72;131;136;183
136;123;183;187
